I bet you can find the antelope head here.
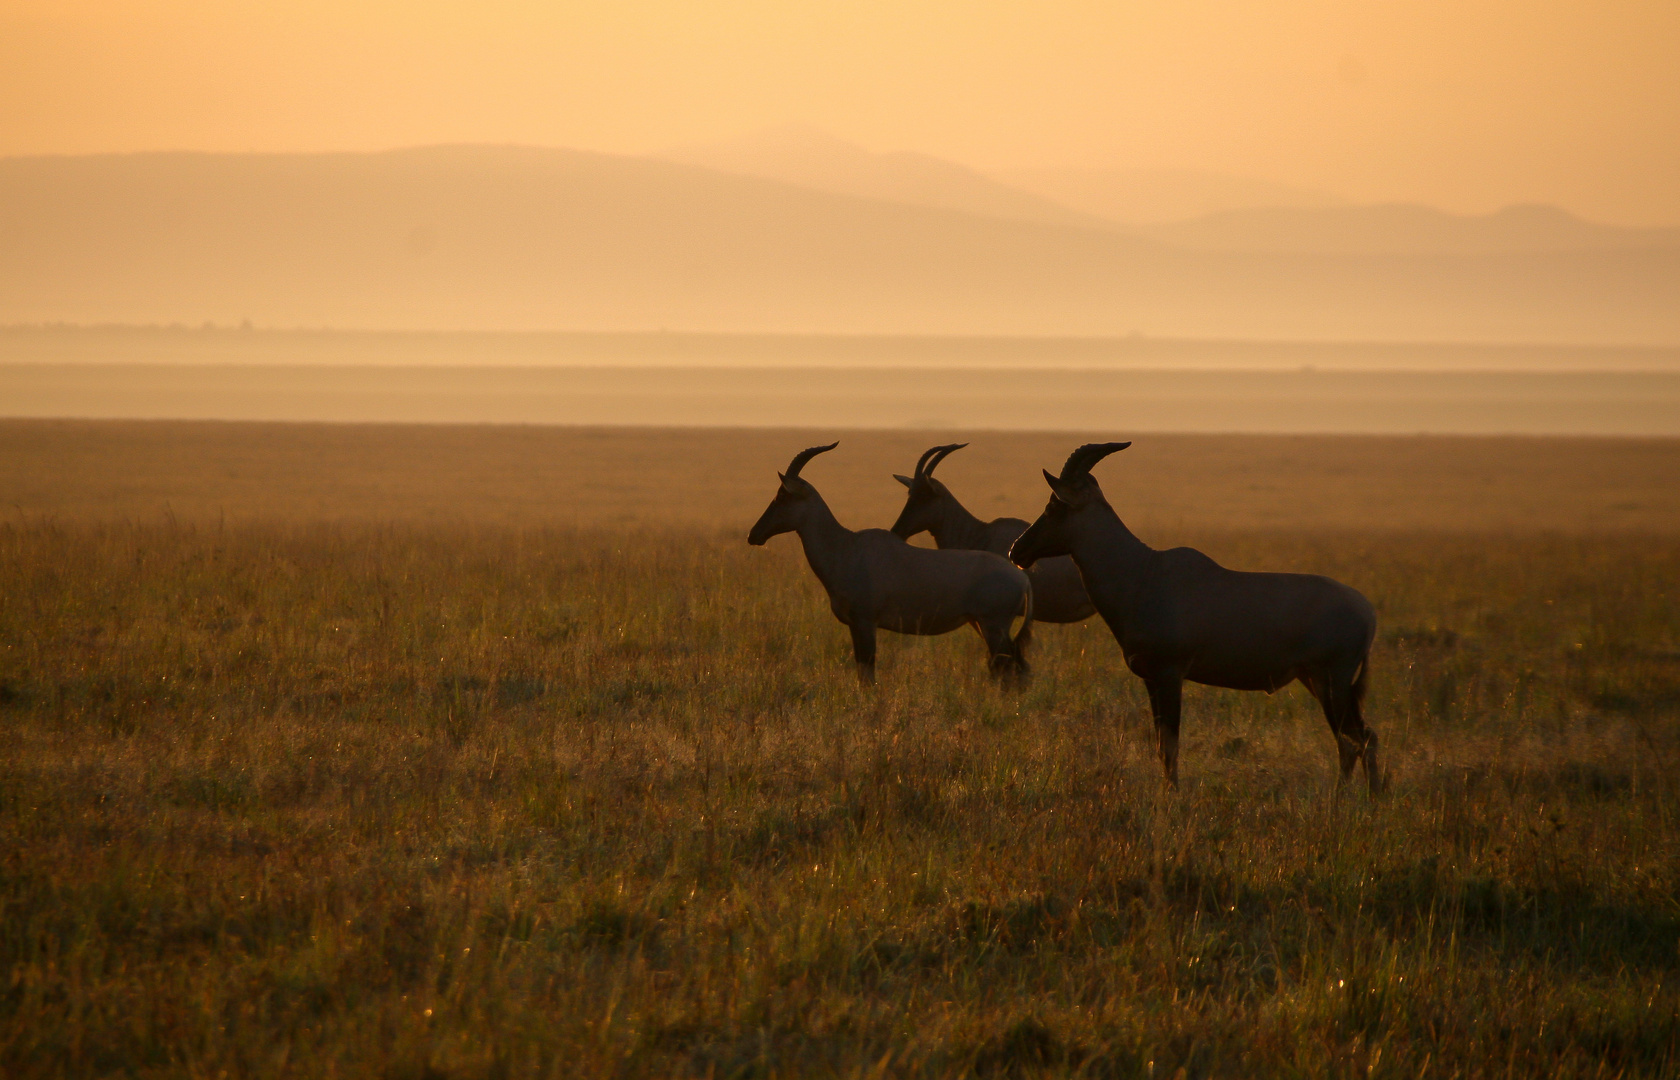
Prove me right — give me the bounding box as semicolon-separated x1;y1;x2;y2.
888;442;967;540
1009;441;1130;567
747;442;839;545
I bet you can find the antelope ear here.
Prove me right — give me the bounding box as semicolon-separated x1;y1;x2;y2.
1043;469;1079;503
893;474;913;488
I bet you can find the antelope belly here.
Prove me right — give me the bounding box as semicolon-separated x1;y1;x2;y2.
876;611;973;636
1184;660;1298;693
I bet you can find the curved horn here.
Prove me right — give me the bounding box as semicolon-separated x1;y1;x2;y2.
785;441;839;480
912;445;944;479
924;442;968;479
1058;441;1132;481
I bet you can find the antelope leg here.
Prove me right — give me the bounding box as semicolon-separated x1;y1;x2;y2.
1144;673;1184;788
848;620;877;686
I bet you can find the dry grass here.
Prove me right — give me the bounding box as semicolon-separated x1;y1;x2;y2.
3;419;1678;532
1;422;1678;1077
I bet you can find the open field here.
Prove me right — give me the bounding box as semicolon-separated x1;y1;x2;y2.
2;422;1679;1077
5;420;1680;533
7;329;1680;436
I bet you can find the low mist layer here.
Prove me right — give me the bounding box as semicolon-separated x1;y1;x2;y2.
4;363;1677;437
8;327;1680;371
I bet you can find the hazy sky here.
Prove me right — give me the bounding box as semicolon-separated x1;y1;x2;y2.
4;1;1677;224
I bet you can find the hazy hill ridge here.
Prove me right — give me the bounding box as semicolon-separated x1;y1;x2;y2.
2;145;1676;343
660;125;1111;231
990;165;1346;225
662;128;1676;255
1141;202;1680;255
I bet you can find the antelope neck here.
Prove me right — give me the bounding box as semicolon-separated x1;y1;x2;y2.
1071;503;1154;577
791;492;856;594
929;496;990;550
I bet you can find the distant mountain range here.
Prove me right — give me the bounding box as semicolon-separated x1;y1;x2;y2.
660;125;1108;230
1;140;1676;342
664;129;1350;226
980;166;1344;226
666;129;1679;252
1138;202;1680;255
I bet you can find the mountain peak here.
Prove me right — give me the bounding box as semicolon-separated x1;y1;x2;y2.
658;128;1109;230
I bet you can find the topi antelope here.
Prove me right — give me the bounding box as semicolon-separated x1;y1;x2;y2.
1010;442;1383;792
748;442;1034;684
890;442;1096;624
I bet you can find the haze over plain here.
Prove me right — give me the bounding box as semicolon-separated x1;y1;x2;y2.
5;1;1678;339
3;1;1678;430
3;142;1677;342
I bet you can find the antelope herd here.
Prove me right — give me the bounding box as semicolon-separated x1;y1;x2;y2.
749;440;1385;793
747;442;1033;684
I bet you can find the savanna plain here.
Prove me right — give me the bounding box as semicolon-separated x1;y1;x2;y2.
2;421;1677;1078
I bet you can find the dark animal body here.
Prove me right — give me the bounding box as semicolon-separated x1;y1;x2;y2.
1010;442;1382;791
890;443;1095;624
749;442;1033;684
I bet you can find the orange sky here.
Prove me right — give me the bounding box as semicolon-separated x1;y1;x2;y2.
3;0;1677;225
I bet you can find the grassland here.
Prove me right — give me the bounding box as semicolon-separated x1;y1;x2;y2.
2;422;1678;1077
5;420;1679;533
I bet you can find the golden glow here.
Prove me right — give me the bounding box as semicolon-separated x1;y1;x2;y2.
3;1;1677;224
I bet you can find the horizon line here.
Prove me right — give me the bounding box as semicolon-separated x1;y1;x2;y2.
4;323;1679;356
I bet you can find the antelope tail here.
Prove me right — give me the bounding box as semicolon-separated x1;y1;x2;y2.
1012;587;1034;672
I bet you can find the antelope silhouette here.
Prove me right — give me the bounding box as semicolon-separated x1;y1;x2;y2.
1011;442;1383;791
890;442;1095;624
748;442;1033;684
